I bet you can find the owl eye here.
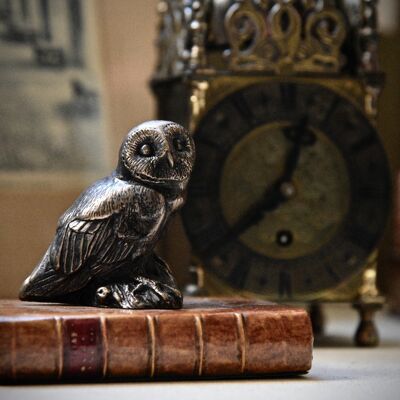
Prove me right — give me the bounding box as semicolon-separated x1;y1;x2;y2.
173;137;186;152
139;143;154;157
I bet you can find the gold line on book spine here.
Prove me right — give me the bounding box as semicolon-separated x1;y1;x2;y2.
11;321;16;381
100;315;108;378
194;315;204;376
146;315;156;378
235;313;246;373
282;315;289;368
55;317;63;380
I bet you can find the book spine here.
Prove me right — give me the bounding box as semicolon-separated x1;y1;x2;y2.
0;310;312;381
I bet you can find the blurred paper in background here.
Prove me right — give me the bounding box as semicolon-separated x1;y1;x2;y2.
0;0;108;186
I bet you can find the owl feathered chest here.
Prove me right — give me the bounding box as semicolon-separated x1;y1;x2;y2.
115;184;183;243
118;191;166;240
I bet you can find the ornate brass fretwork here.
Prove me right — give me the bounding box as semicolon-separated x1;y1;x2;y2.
154;0;380;78
225;0;346;73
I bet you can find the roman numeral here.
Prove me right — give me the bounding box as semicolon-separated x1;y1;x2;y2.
198;137;225;152
347;224;374;250
229;258;250;290
350;132;376;153
188;182;209;196
357;184;381;199
259;91;270;107
325;263;341;283
280;83;296;110
231;92;256;126
321;96;340;128
278;270;292;299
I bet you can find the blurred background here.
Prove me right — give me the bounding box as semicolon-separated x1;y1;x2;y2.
0;0;399;307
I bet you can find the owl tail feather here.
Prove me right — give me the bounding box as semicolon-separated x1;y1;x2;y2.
19;249;88;302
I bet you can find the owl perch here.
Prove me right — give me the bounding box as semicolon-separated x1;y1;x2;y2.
20;121;195;309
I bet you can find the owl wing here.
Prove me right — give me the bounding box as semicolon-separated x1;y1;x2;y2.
49;176;142;275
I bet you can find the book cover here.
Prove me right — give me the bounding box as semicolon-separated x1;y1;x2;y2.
0;297;313;382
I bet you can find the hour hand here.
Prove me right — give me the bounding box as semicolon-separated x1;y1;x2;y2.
281;116;315;181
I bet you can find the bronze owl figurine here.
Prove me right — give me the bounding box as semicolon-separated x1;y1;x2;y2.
20;121;195;309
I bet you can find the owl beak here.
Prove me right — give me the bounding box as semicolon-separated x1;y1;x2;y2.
167;151;174;168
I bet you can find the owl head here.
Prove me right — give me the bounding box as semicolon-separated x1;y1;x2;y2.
116;121;195;191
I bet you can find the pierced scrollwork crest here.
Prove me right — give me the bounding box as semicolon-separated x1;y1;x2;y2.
225;0;347;73
154;0;380;78
224;0;272;70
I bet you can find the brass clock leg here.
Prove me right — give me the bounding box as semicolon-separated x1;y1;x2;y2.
353;302;382;347
353;257;384;347
309;302;324;336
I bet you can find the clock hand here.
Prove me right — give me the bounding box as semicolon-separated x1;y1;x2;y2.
230;118;310;225
204;117;311;258
204;177;284;258
281;115;309;182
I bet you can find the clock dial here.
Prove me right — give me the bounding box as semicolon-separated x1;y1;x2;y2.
220;122;350;260
182;82;391;299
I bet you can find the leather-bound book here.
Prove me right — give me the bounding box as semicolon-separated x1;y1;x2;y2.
0;298;313;382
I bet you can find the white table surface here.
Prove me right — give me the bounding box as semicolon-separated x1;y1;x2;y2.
1;304;400;400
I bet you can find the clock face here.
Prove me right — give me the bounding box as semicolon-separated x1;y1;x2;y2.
182;81;391;299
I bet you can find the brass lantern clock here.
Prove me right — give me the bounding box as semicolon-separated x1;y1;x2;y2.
151;0;391;346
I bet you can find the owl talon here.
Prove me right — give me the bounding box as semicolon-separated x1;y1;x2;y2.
96;286;111;299
93;279;182;309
